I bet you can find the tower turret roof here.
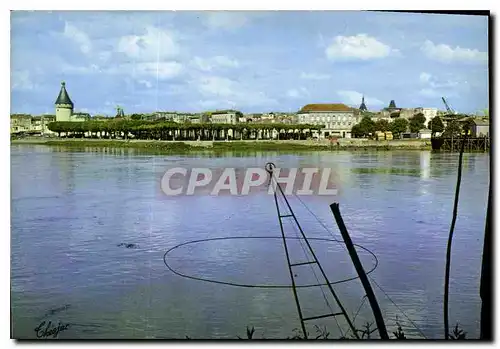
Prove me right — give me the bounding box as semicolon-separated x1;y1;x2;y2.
55;81;74;106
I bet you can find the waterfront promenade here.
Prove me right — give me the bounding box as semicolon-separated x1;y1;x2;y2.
11;138;434;151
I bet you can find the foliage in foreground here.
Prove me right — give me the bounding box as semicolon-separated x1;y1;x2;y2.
184;322;468;340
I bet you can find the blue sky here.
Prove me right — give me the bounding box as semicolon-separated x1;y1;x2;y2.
11;11;489;116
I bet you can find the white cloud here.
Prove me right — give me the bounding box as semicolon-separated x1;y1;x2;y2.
212;56;239;68
300;72;331;80
419;72;432;83
192;56;239;72
204;12;249;30
105;62;183;80
63;22;92;54
61;63;102;74
137;62;183;80
418;72;460;99
287;87;309;99
198;76;235;97
326;34;398;60
117;26;179;61
192;57;212;72
418;87;458;98
419;88;440;98
336;90;384;107
421;40;487;63
197;75;277;108
11;70;34;90
138;80;153;88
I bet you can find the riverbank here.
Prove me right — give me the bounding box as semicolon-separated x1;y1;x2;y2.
11;138;432;152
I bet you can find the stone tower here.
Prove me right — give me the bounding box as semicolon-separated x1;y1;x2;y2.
55;81;74;122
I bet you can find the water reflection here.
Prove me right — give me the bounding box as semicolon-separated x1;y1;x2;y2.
420;151;430;180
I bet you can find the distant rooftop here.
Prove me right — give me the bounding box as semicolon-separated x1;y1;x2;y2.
473;118;490;126
299;104;354;113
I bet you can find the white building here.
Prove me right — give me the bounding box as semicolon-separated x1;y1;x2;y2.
418;128;432;139
297;104;359;138
210;110;241;124
10;114;56;135
415;107;438;127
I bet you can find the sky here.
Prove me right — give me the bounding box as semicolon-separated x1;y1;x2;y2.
10;11;489;116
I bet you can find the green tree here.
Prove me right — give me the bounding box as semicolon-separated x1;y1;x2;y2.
428;116;444;136
442;120;461;137
409;113;426;133
374;119;390;132
390;118;408;138
352;116;375;138
351;124;362;138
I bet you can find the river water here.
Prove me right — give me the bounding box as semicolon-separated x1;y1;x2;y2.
10;145;489;339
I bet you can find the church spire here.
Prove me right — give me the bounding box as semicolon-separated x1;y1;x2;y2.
359;95;367;111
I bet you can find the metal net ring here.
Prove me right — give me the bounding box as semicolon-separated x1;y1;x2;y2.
163;236;378;289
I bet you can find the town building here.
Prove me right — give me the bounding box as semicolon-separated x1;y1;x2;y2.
31;115;56;133
72;112;91;122
379;100;402;120
10;114;33;134
10;114;56;135
210;110;242;124
418;128;432;139
471;119;490;137
414;107;438;127
377;99;419;121
187;114;210;123
297;103;359;138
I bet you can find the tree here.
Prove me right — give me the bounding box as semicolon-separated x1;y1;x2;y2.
409;113;426;133
428;116;444;136
352;116;376;138
443;120;461;137
374;119;390;132
351;124;362;138
390;118;408;138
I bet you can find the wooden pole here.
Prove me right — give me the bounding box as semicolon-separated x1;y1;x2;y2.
443;133;467;339
330;203;389;340
480;184;492;340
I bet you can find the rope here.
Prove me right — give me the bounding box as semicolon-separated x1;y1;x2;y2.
353;295;368;322
343;295;368;338
369;277;427;339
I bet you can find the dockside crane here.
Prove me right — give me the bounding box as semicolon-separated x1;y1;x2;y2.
441;97;456;115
